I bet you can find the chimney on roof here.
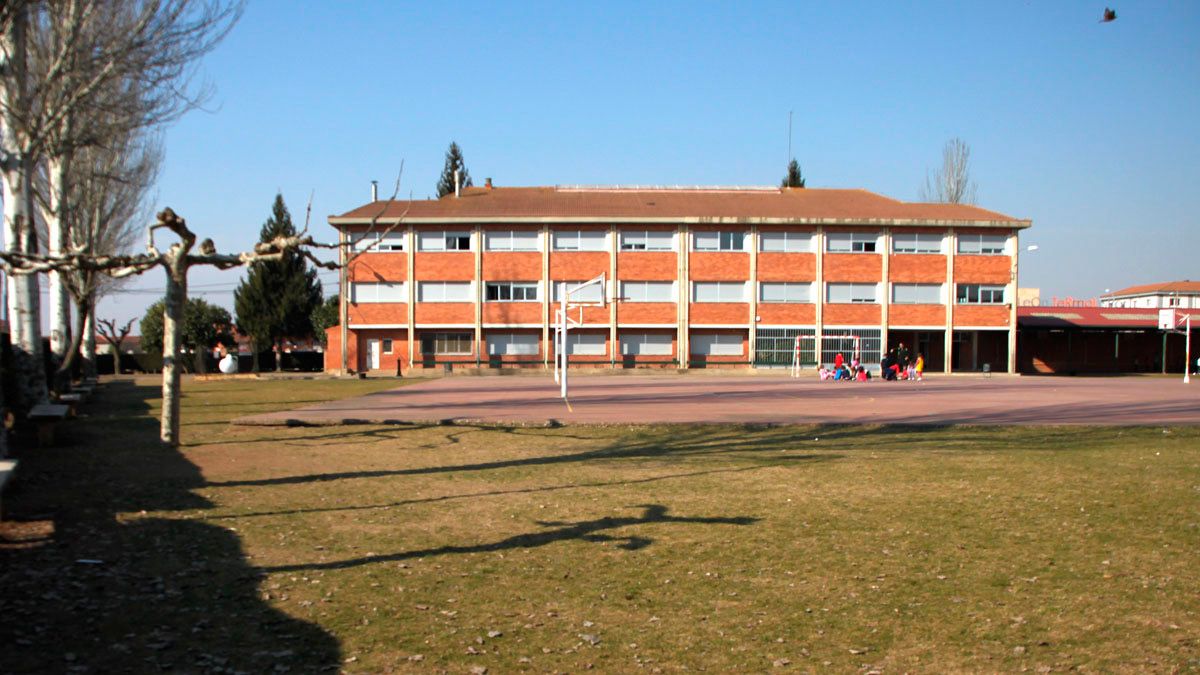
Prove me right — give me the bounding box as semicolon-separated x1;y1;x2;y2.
485;177;492;190
454;169;460;198
370;180;378;202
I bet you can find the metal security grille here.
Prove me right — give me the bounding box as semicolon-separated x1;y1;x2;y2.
755;328;816;367
821;328;881;366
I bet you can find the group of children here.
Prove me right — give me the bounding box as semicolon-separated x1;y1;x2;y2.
817;342;925;382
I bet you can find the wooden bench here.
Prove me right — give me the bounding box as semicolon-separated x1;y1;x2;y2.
28;404;70;447
0;459;16;520
56;393;85;416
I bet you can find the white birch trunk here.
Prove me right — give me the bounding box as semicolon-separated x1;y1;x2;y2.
47;153;73;359
1;3;48;409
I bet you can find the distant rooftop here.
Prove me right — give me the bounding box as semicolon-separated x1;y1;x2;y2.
1102;281;1200;298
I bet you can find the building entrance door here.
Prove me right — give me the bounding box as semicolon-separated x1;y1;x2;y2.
365;339;381;370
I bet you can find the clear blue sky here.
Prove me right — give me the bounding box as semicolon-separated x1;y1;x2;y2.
97;0;1200;328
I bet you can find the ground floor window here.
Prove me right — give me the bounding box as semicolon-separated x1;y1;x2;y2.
421;332;473;355
620;332;673;356
567;332;606;355
690;332;744;356
486;333;538;356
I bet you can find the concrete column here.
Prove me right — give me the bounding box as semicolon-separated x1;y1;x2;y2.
474;226;483;367
1008;229;1019;374
542;225;551;369
945;229;956;374
407;227;416;371
748;225;758;366
881;229;891;358
609;225;618;368
814;226;825;367
679;225;689;369
339;227;349;374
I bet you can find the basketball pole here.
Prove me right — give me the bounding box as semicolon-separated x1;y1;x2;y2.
1185;314;1191;385
560;283;569;401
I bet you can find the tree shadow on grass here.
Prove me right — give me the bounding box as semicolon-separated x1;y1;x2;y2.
263;503;759;574
204;460;829;522
204;423;843;489
0;380;340;673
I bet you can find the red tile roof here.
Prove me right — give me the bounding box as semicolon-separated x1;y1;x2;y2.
1018;306;1200;329
330;186;1029;227
1102;281;1200;298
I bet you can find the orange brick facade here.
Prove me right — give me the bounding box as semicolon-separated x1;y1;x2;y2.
327;195;1027;374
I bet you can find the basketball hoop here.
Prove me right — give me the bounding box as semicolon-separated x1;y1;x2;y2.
1159;309;1192;384
554;274;608;407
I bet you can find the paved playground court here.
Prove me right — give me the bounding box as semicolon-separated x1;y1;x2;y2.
235;374;1200;427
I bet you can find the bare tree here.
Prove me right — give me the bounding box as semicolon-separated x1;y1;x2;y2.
2;192;407;446
96;316;135;369
53;130;161;383
2;0;242;409
920;137;978;205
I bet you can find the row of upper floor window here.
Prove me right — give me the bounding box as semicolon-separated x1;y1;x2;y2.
352;230;1010;256
352;280;1007;306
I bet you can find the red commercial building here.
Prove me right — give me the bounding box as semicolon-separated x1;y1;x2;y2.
325;185;1031;374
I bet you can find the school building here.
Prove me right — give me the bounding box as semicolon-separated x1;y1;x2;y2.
324;184;1032;374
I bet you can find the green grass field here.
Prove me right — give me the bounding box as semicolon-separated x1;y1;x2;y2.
1;376;1197;673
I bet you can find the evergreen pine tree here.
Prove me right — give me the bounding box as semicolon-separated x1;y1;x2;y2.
781;159;806;188
234;194;323;372
436;141;474;197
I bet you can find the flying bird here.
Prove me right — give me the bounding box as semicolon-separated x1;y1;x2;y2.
1100;7;1117;22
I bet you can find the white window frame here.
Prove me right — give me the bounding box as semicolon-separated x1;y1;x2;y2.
621;281;675;303
692;281;747;303
956;234;1007;255
352;231;405;252
826;282;878;304
826;232;879;253
956;284;1007;305
892;233;943;254
486;333;539;356
382;338;394;354
693;230;746;252
553;229;608;251
620;230;674;251
759;231;813;253
620;332;673;356
418;230;472;252
690;333;743;356
351;281;407;303
418;281;473;302
566;332;606;356
484;281;539;302
759;281;812;304
891;283;943;304
485;229;539;252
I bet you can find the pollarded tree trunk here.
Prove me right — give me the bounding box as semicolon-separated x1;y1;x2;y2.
161;244;192;446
